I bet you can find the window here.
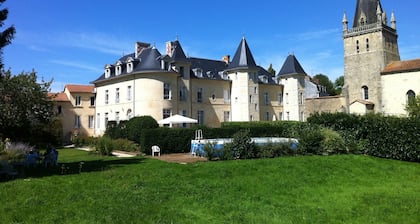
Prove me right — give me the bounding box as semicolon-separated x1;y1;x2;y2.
164;83;171;100
286;112;290;121
115;112;120;124
265;111;270;121
197;110;204;125
264;92;269;105
74;115;81;128
57;106;62;114
366;38;370;51
127;109;133;120
300;112;305;121
180;110;187;128
127;86;132;101
223;111;230;122
254;87;257;94
285;93;289;104
104;113;108;129
179;66;184;78
105;90;109;104
223;89;230;103
90;96;95;106
88;115;94;129
407;90;416;103
249;95;252;103
75;96;81;106
278;93;283;105
116;65;122;76
115;88;120;103
279;112;283;121
179;87;187;101
255;103;258;111
163;109;171;119
197;88;203;103
96;113;100;129
211;94;216;101
299;92;304;105
356;40;360;53
362;86;369;100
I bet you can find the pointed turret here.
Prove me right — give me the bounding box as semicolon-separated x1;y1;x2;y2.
391;11;397;29
353;0;383;27
277;54;307;77
343;11;349;31
227;37;257;70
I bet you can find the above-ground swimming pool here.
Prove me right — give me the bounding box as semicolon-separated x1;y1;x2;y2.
190;137;299;156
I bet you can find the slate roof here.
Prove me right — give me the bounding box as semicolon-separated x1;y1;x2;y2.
353;0;382;27
381;59;420;75
189;57;228;80
169;40;188;62
277;54;307;77
135;47;162;71
227;37;257;70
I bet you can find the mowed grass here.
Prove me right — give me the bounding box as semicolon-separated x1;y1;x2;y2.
1;149;419;224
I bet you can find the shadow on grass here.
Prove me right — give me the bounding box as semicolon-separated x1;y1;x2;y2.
1;157;145;182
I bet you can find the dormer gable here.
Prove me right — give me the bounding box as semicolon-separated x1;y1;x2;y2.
115;61;123;76
105;64;112;78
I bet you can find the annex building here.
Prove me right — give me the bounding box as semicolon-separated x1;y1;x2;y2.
307;0;420;116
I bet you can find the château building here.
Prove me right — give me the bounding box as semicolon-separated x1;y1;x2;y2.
91;38;321;135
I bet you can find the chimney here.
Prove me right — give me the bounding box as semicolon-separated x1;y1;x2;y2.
135;42;151;58
222;55;230;64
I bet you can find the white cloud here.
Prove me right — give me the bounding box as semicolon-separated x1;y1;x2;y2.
49;59;103;73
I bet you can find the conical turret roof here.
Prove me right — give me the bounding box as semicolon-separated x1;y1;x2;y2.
277;54;307;76
227;37;257;70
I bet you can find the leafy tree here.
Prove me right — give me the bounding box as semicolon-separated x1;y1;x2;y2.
267;63;276;76
405;94;420;119
334;75;344;95
0;0;16;70
0;70;56;144
313;74;336;96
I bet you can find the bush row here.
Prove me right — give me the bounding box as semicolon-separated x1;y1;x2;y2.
307;113;420;162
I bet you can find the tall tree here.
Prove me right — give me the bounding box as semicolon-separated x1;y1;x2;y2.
313;74;336;96
0;0;15;70
0;70;56;143
334;75;344;95
267;64;276;76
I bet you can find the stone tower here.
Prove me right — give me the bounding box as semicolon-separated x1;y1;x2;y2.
343;0;400;113
226;37;260;121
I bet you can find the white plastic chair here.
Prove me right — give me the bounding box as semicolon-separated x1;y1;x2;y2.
151;145;160;157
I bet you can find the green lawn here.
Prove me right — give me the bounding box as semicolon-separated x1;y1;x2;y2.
1;149;419;224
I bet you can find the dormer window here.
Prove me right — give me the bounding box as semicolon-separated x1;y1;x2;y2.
263;76;268;83
105;65;112;78
116;61;123;76
126;57;134;73
193;68;203;78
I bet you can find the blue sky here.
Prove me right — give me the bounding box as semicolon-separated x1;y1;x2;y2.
3;0;420;92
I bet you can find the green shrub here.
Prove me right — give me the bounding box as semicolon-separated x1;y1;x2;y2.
230;129;257;159
257;143;294;158
294;123;324;155
125;116;158;143
321;128;347;155
112;139;140;152
95;137;115;156
73;135;98;148
1;142;35;163
220;143;234;160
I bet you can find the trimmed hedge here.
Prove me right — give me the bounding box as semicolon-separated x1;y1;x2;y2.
308;113;420;162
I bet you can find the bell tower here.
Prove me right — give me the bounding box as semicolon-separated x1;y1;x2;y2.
343;0;400;113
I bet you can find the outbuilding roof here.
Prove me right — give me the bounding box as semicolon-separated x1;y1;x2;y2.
381;59;420;75
65;84;94;93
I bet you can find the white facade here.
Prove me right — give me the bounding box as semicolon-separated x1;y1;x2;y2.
381;70;420;116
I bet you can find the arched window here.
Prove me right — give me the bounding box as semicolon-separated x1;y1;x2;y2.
407;90;416;103
362;86;369;100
